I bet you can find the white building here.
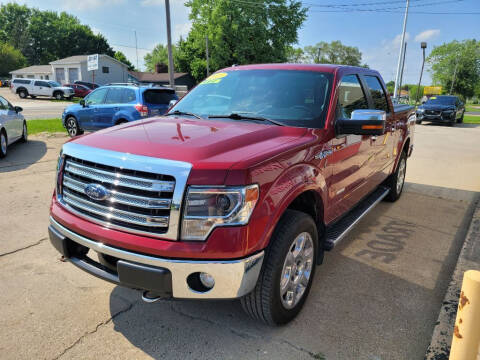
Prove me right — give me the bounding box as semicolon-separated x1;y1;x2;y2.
9;65;53;80
50;55;129;85
9;54;129;85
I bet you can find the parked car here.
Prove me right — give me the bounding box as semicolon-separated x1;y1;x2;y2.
64;83;92;98
61;84;178;136
10;79;75;100
0;95;27;158
73;81;99;90
416;95;465;126
49;64;415;325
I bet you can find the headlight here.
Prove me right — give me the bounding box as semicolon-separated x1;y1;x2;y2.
181;184;259;241
416;108;424;113
55;149;65;195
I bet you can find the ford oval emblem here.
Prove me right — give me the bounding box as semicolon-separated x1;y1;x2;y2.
84;183;109;201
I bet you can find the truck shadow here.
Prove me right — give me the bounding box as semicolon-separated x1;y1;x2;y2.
108;183;479;360
0;140;47;173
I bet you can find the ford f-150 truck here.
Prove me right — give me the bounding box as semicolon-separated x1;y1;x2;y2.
49;64;415;325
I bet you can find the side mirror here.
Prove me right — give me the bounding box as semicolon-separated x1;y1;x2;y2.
169;99;178;108
14;106;23;113
80;99;86;107
336;109;386;136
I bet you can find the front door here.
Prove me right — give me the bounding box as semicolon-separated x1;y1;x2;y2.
80;88;108;130
362;75;396;182
33;81;51;96
328;74;374;221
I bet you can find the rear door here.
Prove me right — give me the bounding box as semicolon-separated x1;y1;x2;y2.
328;74;373;219
98;87;125;127
362;75;396;182
142;89;177;116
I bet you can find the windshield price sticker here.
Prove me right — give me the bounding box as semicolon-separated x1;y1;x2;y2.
201;72;228;85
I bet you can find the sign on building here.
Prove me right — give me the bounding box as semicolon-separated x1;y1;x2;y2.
87;54;99;71
424;86;442;95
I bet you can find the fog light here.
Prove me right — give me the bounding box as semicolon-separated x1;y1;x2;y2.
199;272;215;289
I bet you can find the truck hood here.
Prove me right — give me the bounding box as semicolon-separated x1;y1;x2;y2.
73;117;314;170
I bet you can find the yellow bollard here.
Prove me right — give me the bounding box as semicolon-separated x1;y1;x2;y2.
450;270;480;360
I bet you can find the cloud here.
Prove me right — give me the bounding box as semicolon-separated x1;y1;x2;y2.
174;22;191;41
414;29;440;43
62;0;125;11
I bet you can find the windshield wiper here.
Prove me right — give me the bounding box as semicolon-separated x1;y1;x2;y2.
166;110;202;119
208;113;284;126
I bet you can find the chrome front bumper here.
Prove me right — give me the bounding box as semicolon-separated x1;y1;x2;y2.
49;217;264;299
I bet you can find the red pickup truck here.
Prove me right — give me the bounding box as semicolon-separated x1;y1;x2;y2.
49;64;415;325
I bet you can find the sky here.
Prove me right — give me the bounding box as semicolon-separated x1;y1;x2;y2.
5;0;480;84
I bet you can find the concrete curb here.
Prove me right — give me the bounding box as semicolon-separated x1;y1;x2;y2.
425;199;480;360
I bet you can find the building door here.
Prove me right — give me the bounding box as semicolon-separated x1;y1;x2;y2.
68;68;79;83
55;68;65;84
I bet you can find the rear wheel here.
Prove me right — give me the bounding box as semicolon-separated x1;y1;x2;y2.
18;89;27;99
65;116;83;137
0;131;7;158
241;210;318;325
385;151;406;202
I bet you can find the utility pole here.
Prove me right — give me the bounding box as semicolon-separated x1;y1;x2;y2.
317;48;321;63
450;59;459;94
134;30;139;71
165;0;175;88
206;35;210;77
398;41;407;99
393;0;410;101
415;42;427;107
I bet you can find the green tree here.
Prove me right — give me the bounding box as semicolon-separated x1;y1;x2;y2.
0;42;26;76
286;46;306;63
176;0;307;82
114;51;135;71
303;41;365;66
427;39;480;99
143;43;179;72
408;85;424;101
0;3;114;65
386;80;395;94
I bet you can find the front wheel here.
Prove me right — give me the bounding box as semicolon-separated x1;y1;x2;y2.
457;112;464;123
241;210;318;325
65;116;83;137
54;92;63;100
0;131;7;158
21;122;27;142
385;152;407;202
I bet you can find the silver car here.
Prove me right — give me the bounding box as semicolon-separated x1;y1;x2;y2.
0;95;27;158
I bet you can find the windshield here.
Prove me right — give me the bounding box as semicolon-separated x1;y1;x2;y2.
49;81;61;87
171;69;333;127
425;96;456;105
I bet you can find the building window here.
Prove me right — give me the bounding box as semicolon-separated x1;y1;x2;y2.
45;75;49;80
102;66;109;74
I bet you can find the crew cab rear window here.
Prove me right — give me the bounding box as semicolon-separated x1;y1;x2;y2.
337;74;368;119
34;81;50;87
364;76;389;113
143;90;176;104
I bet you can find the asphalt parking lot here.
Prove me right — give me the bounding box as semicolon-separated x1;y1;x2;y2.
0;88;70;120
1;123;479;360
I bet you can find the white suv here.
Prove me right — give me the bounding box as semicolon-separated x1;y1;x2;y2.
10;79;75;100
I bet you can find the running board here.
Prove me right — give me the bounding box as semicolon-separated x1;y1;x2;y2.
324;186;390;250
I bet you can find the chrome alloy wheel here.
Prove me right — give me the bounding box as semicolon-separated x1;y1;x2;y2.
280;232;314;309
396;157;406;194
1;132;6;154
66;118;77;136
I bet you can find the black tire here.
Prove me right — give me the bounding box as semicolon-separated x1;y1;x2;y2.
0;130;7;158
415;119;422;125
385;151;407;202
18;89;28;99
116;119;128;125
67;96;73;100
241;210;318;325
54;91;63;100
65;116;83;137
21;122;27;142
30;95;36;99
458;112;464;123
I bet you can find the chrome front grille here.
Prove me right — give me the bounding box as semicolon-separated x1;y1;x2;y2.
57;143;192;240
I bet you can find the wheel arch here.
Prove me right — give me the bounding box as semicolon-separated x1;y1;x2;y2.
16;87;27;94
